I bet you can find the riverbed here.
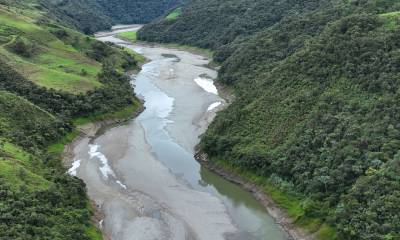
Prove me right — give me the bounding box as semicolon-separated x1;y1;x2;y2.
69;26;289;240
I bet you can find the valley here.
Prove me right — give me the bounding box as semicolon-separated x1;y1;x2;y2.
0;0;399;240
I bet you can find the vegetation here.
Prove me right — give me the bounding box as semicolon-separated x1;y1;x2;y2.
380;11;400;29
44;0;184;33
0;1;151;239
117;31;137;43
0;0;184;34
139;0;400;239
72;99;141;126
0;7;102;93
93;0;184;26
166;8;181;20
0;91;92;239
138;0;334;49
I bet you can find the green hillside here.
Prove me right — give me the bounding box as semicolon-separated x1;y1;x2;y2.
138;0;334;49
0;1;147;239
0;7;102;92
94;0;184;25
45;0;184;33
139;0;400;239
0;91;99;239
1;0;185;34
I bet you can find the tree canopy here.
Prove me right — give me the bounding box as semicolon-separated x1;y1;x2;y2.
139;0;400;239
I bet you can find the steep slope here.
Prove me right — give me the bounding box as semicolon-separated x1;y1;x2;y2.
139;0;400;239
45;0;184;33
0;2;144;239
0;2;140;117
138;0;334;49
95;0;184;25
44;0;113;34
0;7;102;92
0;91;95;239
1;0;184;34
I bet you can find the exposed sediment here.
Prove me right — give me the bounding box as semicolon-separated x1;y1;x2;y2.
194;151;313;240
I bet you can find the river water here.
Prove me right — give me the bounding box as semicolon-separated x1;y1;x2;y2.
70;26;288;240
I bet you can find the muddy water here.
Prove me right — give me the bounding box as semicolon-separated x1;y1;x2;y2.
70;27;288;240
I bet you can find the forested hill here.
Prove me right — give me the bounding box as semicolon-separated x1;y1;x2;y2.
94;0;184;25
138;0;334;49
139;0;400;239
48;0;184;33
1;0;184;34
0;1;146;239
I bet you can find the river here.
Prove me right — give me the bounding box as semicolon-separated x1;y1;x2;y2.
69;25;289;240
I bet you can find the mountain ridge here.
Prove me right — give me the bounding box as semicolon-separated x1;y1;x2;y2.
138;0;400;239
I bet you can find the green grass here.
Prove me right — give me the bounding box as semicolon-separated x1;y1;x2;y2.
85;224;103;240
2;141;31;163
73;99;141;125
85;203;103;240
212;159;338;240
166;8;181;20
44;101;142;240
115;31;146;63
47;99;141;155
0;160;50;190
117;31;137;42
380;11;400;30
0;8;103;93
124;46;145;63
47;129;79;154
45;101;142;240
0;141;50;190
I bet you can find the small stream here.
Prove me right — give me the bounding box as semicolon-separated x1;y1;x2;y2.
70;26;289;240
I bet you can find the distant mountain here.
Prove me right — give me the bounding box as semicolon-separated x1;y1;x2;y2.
45;0;184;33
95;0;184;25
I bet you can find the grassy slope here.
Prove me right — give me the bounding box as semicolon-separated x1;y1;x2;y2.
117;31;137;42
0;3;143;240
166;8;181;20
380;11;400;29
0;141;50;191
0;6;102;93
0;91;53;194
0;95;102;239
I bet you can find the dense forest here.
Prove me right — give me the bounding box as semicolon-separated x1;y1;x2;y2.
0;0;183;34
139;0;400;239
46;0;183;33
0;0;152;239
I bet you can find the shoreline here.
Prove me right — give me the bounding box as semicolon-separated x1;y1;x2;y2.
62;103;144;166
67;30;309;239
195;63;312;240
62;104;144;240
194;151;313;240
178;37;313;239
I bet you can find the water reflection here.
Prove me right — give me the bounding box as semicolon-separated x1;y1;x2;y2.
133;51;288;240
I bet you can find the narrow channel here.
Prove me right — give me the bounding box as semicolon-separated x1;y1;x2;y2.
71;26;288;240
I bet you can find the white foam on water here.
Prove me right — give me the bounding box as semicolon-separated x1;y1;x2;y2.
116;180;127;189
207;102;222;111
67;159;81;176
99;219;104;229
89;144;116;179
194;77;218;95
